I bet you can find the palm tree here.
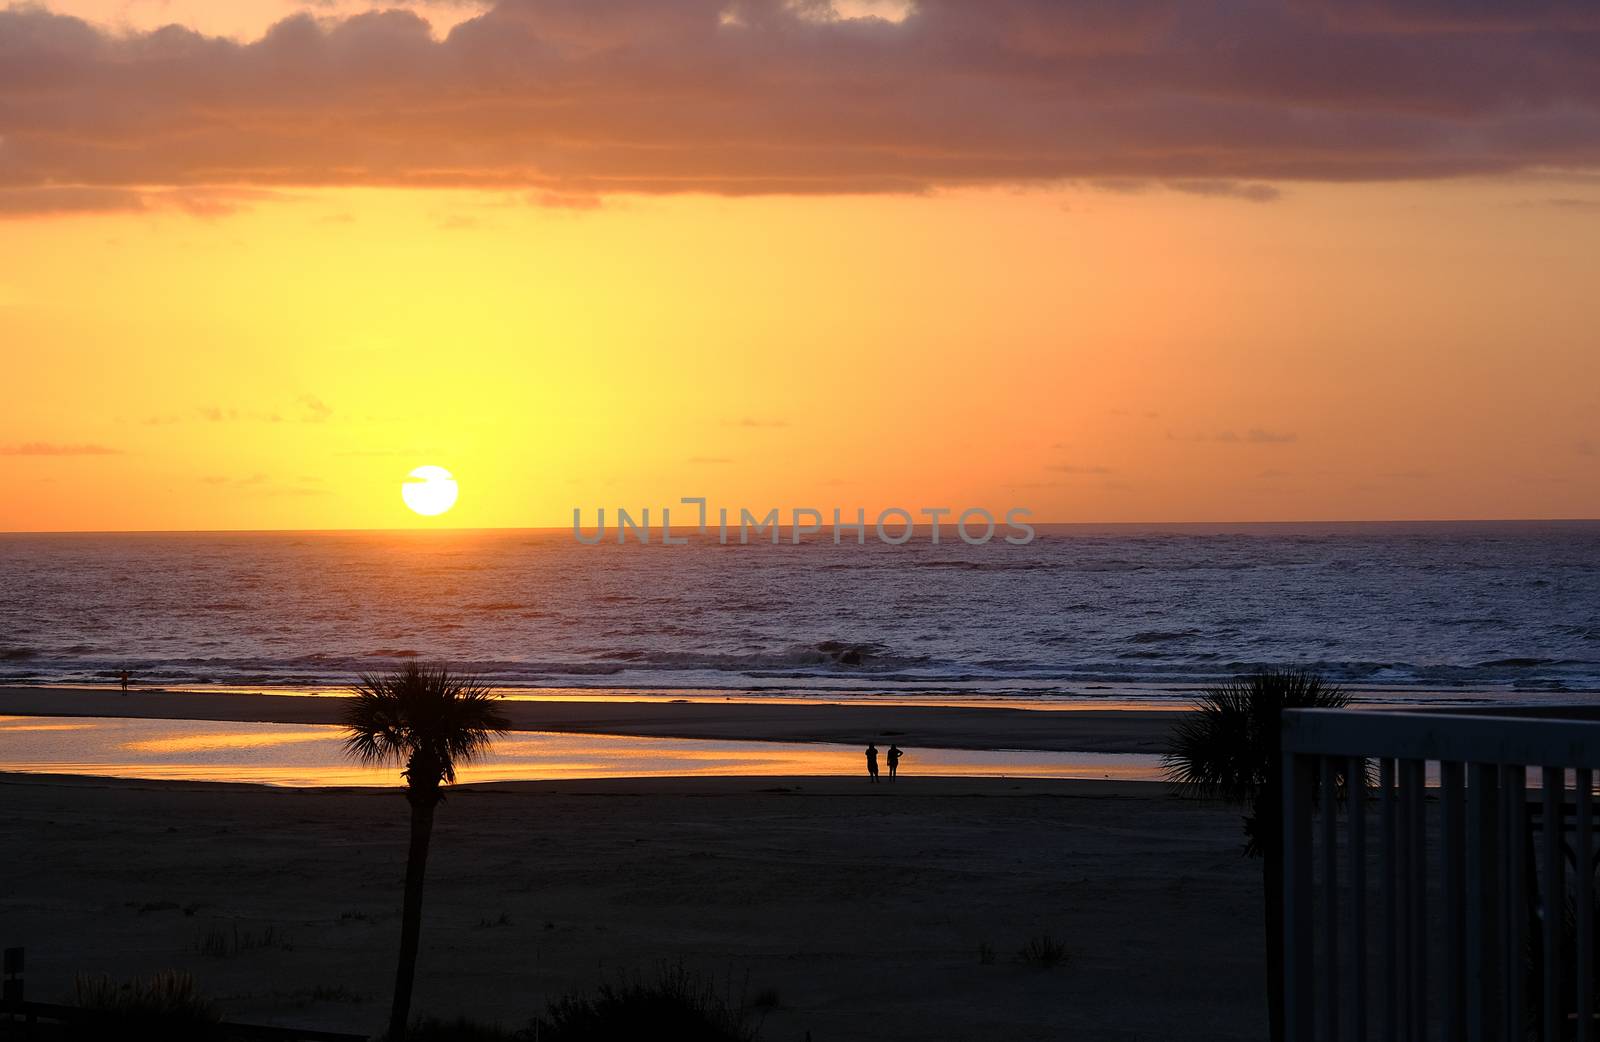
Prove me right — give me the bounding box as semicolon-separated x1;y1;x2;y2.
1163;669;1353;1042
343;663;510;1042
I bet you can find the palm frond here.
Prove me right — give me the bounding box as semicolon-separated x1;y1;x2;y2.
340;663;510;794
1164;668;1354;806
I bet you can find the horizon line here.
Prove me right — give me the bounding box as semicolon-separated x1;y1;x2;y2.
2;516;1598;537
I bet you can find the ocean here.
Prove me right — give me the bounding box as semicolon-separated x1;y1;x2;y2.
1;521;1597;706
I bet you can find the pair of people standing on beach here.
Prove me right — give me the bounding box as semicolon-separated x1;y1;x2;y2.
865;743;902;781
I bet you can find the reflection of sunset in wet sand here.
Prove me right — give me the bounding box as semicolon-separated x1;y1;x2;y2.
123;731;336;754
0;715;95;732
0;715;1162;788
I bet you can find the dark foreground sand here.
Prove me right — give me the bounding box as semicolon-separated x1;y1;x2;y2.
0;773;1265;1042
0;686;1178;753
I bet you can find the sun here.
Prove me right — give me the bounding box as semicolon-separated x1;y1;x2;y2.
401;465;459;517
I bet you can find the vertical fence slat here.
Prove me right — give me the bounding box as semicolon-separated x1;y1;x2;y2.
1578;767;1594;1042
1507;766;1528;1042
1346;755;1368;1042
1381;757;1399;1041
1285;750;1317;1041
1466;762;1502;1042
1321;755;1341;1042
1403;758;1427;1042
1442;760;1466;1041
1544;766;1566;1042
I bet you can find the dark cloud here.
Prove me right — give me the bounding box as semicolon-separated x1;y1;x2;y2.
1;0;1598;210
1291;0;1600;33
1;441;120;455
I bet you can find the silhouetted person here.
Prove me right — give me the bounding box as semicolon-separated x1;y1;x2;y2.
119;670;130;695
865;743;879;782
887;744;903;779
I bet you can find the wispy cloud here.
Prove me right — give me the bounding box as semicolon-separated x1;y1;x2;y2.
195;399;332;424
1167;180;1281;203
199;473;329;496
1171;428;1299;445
200;405;282;423
1;441;120;456
0;185;287;219
298;394;334;422
1239;428;1298;445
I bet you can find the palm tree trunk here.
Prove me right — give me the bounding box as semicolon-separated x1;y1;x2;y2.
388;796;436;1041
1264;848;1285;1042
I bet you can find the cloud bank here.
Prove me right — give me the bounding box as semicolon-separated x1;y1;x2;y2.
2;0;1599;213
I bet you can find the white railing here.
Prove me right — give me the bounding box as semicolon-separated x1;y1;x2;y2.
1281;709;1600;1042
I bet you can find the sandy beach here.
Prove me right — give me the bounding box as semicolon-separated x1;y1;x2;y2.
0;771;1264;1041
0;686;1182;754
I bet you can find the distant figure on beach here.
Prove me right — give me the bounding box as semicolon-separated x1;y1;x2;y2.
887;744;903;779
865;743;879;782
119;670;130;695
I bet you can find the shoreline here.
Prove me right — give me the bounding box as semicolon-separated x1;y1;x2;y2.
0;770;1172;797
0;684;1180;753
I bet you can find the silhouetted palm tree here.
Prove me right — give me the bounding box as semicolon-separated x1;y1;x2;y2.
343;663;510;1042
1164;669;1353;1042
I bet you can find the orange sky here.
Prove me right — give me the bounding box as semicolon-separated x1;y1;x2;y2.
2;2;1598;530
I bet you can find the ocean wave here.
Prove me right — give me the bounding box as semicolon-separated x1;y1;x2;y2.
4;524;1599;701
1128;630;1199;644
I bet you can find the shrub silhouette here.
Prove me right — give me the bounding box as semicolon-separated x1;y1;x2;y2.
526;964;759;1042
69;971;222;1041
1014;934;1069;968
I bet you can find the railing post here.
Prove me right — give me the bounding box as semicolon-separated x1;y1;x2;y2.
1506;766;1528;1041
1542;766;1566;1042
1284;747;1317;1041
1466;762;1502;1042
1442;759;1466;1040
1578;767;1594;1042
1346;754;1367;1042
1321;755;1341;1041
1380;757;1399;1040
1;947;21;1005
1403;758;1427;1042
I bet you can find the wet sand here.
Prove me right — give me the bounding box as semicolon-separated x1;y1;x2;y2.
0;686;1182;753
0;772;1264;1041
